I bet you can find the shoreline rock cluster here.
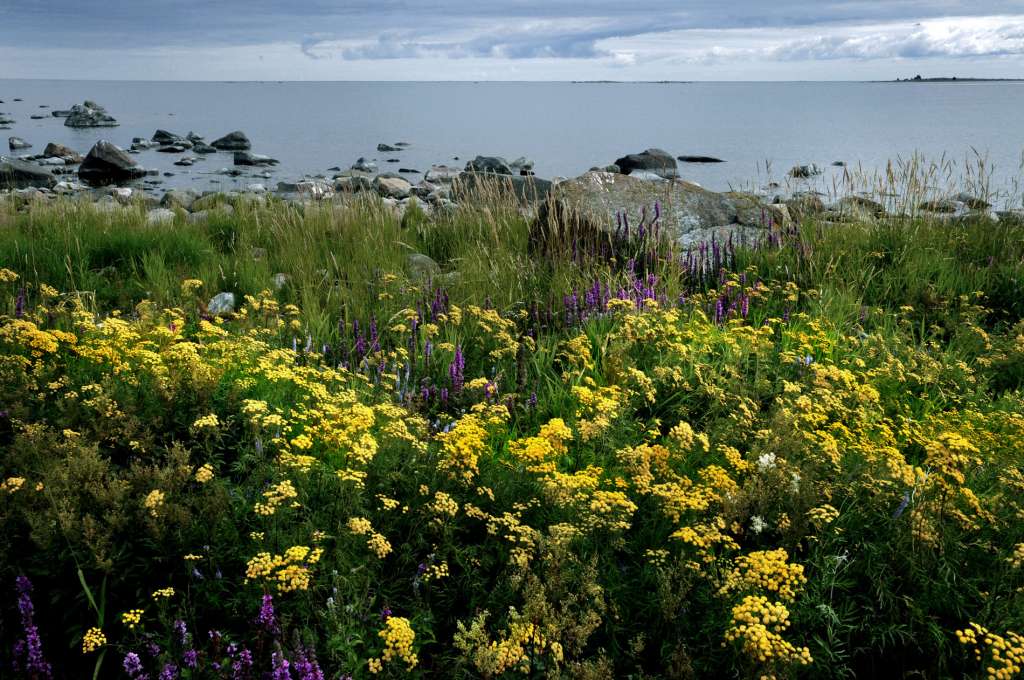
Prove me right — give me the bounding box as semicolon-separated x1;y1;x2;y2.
0;96;1007;246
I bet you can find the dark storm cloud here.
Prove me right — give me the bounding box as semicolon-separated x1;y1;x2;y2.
3;0;1024;59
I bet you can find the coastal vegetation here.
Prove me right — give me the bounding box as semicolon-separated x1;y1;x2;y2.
1;177;1023;679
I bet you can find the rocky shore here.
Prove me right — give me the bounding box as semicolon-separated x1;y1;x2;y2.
0;98;1010;247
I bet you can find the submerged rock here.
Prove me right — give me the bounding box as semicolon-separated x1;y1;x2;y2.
351;157;377;173
788;164;823;179
8;137;30;151
678;155;725;163
377;143;401;152
233;151;279;166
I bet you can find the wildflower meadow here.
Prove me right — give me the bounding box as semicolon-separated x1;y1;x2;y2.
0;182;1023;679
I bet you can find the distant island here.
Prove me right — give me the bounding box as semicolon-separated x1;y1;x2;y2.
888;75;1024;82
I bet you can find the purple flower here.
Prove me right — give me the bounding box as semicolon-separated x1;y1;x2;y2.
172;620;188;646
256;594;279;635
293;646;325;680
448;345;465;392
231;648;253;680
13;576;52;679
159;663;179;680
124;652;145;677
271;652;293;680
182;649;198;669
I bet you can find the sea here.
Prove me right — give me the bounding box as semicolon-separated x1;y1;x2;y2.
2;79;1024;202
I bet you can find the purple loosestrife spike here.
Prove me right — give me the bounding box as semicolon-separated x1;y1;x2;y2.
14;287;25;318
173;620;188;646
256;594;279;635
271;652;292;680
14;576;52;679
230;649;252;679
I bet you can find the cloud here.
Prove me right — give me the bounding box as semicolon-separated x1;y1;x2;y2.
770;16;1024;60
5;1;1024;79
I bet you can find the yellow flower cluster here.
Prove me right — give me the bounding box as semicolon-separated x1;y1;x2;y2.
245;545;323;592
724;596;813;667
720;549;807;602
371;616;418;672
348;517;392;558
956;623;1024;679
81;627;106;654
191;413;220;431
1;477;25;493
435;405;507;482
121;609;144;629
143;489;165;517
423;561;449;582
254;479;298;516
194;463;214;483
152;587;175;599
806;504;839;527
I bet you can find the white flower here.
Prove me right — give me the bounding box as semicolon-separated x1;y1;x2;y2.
757;452;777;472
789;471;801;493
750;516;767;534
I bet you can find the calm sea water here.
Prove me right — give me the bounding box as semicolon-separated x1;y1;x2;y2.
2;80;1024;198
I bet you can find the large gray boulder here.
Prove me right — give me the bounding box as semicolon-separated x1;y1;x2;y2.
78;140;147;186
64;102;118;128
374;175;412;199
465;155;513;175
532;171;789;252
210;130;251;151
424;165;461;184
0;156;57;189
160;188;198;210
613;148;678;179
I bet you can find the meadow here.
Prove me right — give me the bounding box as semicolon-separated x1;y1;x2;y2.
0;176;1023;679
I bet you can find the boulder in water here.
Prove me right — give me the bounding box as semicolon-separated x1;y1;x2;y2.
788;164;823;179
0;156;57;189
64;101;118;128
43;142;83;163
465;155;513;175
613;148;678;179
8;137;30;151
233;151;278;166
678;155;725;164
78;140;147;186
210;130;251;151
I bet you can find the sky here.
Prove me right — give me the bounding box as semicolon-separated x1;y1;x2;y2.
3;1;1024;81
